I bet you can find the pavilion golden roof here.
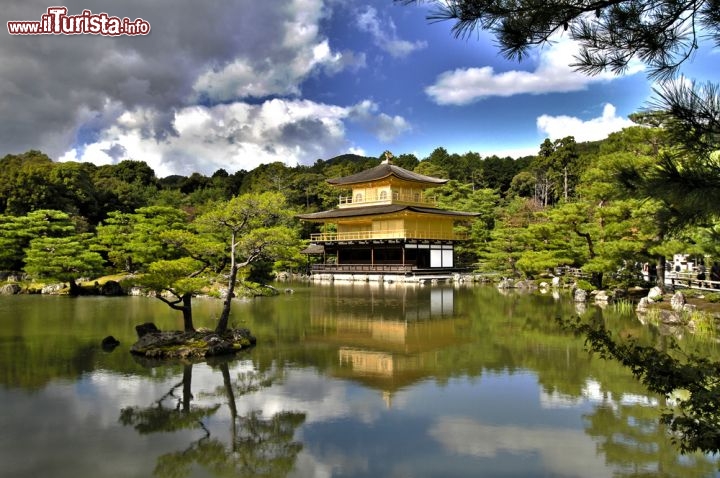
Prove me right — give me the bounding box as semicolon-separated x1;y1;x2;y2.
296;204;479;221
326;162;447;186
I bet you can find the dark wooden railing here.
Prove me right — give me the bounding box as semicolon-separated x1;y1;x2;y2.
312;264;415;273
310;264;472;274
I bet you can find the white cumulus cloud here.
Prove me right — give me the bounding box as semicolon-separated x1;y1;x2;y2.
0;0;371;161
348;100;411;142
537;103;634;142
428;417;612;477
426;37;642;105
61;98;410;176
356;6;427;58
193;0;352;102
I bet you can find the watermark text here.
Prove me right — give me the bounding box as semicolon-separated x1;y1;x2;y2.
7;7;151;36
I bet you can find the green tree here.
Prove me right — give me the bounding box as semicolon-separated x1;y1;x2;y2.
414;160;449;179
618;81;720;228
420;147;479;182
688;221;720;261
0;210;76;271
430;180;500;265
239;162;294;195
96;206;188;272
532;136;582;205
287;171;327;210
0;151;52;214
601;122;666;158
515;207;583;277
0;154;108;223
91;160;158;216
400;0;720;80
151;188;187;208
392;152;420;170
1;153;61;216
138;193;299;333
112;160;157;187
140;260;202;332
138;232;222;332
525;146;672;287
48;162;101;222
23;233;105;294
479;197;542;275
196;192;299;334
507;170;536;198
481;155;530;194
597;124;682;285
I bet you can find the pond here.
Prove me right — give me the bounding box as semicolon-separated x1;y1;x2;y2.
1;282;718;477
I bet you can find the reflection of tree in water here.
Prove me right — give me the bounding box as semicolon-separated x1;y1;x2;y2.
119;361;306;478
575;308;719;476
120;364;220;434
584;401;718;477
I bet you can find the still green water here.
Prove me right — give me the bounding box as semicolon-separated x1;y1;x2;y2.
0;283;718;477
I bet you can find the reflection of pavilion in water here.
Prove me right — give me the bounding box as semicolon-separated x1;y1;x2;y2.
307;283;470;405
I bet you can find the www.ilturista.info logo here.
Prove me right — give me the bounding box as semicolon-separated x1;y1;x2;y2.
7;6;151;36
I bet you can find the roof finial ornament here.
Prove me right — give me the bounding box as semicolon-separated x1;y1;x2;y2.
382;151;393;165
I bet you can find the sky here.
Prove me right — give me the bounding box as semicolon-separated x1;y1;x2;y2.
1;0;717;177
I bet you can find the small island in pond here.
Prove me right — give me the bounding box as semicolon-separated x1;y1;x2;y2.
130;322;256;359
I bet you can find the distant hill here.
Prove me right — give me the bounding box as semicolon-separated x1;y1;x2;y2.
311;153;380;174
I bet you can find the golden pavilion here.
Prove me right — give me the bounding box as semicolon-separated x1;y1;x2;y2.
297;157;478;280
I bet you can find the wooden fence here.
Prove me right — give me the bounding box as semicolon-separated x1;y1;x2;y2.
555;267;720;291
665;272;720;291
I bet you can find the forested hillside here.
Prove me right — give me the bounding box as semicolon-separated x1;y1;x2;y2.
1;108;719;292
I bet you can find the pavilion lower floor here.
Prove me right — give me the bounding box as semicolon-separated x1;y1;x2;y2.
305;239;464;276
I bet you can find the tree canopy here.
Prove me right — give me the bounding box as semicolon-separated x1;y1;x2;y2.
400;0;720;79
618;81;720;227
24;233;104;295
195;192;299;333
